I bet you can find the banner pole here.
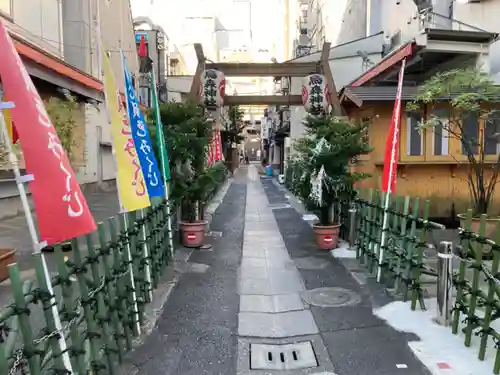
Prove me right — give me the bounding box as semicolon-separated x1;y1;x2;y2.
150;69;174;256
377;59;406;282
0;102;73;372
96;4;141;336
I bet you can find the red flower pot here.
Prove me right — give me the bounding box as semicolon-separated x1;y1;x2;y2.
313;224;340;250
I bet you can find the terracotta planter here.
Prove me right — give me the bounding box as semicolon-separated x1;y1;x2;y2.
180;220;207;248
458;214;500;258
0;249;16;282
313;224;341;250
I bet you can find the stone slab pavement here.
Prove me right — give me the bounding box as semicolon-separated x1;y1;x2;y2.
256;172;433;375
120;164;435;375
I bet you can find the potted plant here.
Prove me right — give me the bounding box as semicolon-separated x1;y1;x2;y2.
289;115;371;249
407;68;500;255
156;101;214;247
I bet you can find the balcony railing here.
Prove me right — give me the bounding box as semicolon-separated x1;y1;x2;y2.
420;11;488;33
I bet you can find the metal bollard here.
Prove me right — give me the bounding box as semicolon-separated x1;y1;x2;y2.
436;241;454;326
348;207;357;248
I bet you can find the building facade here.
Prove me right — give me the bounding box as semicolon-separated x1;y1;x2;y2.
337;0;499;73
0;0;140;219
133;17;170;106
333;0;499;217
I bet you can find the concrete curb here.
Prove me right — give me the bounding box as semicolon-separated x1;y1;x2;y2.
204;176;233;230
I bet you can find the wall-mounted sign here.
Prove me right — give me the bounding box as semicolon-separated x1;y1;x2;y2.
135;32;148;42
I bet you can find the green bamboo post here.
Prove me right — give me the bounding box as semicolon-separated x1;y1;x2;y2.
138;208;153;302
367;190;379;274
356;189;364;260
377;190;390;282
108;217;133;351
395;196;411;293
54;245;86;373
86;231;117;375
119;213;142;334
403;197;419;302
32;253;67;374
147;207;160;288
479;222;500;361
366;189;376;272
0;337;7;375
70;237;105;373
152;206;161;275
386;196;401;286
126;211;146;324
159;202;169;265
411;199;430;311
8;264;39;375
464;212;486;347
452;211;472;335
97;223;125;361
364;189;374;268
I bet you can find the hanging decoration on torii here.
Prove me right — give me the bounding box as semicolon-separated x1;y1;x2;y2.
301;74;330;115
201;69;226;109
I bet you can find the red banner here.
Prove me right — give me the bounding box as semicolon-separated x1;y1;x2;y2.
0;22;96;245
381;59;406;193
206;135;214;166
215;129;223;161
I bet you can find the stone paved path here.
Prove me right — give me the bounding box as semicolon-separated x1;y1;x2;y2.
122;165;434;375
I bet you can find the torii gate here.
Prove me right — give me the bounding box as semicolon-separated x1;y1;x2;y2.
188;42;355;116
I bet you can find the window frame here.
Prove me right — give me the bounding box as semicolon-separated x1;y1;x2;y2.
401;109;425;162
425;107;451;161
484;113;500;162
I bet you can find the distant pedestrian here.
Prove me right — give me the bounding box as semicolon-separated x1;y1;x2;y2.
245;154;249;164
256;149;261;161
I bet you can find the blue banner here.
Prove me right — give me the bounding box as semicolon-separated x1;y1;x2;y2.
122;55;164;197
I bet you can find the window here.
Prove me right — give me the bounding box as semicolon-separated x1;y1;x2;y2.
0;0;12;16
430;109;449;156
485;114;500;155
461;113;479;155
406;112;423;156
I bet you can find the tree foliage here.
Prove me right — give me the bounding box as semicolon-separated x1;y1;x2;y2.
407;68;500;216
221;105;245;145
148;100;226;221
288;115;372;225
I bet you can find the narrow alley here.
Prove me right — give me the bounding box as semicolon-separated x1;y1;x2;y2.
122;165;431;375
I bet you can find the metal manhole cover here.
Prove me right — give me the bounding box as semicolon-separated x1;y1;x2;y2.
294;257;330;270
301;287;362;307
250;341;318;370
269;203;291;210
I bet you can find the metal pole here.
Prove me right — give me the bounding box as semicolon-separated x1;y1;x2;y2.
348;206;357;247
0;102;73;372
436;241;454;326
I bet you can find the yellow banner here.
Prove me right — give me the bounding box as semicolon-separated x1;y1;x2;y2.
101;47;151;211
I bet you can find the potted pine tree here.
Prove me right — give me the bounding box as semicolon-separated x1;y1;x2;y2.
156;101;213;247
407;68;500;256
289;115;371;249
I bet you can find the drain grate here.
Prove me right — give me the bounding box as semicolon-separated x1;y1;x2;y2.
250;341;318;370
